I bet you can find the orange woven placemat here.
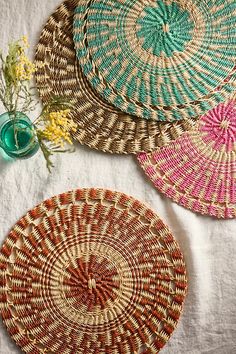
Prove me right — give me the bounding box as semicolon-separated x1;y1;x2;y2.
34;0;196;154
0;188;187;353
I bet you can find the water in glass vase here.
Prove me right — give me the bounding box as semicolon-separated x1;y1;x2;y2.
0;112;39;159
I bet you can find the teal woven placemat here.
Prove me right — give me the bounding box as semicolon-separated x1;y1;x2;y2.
73;0;236;121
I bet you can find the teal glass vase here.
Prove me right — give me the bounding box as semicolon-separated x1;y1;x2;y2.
0;112;39;159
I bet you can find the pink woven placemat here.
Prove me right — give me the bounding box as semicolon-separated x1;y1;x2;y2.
137;100;236;219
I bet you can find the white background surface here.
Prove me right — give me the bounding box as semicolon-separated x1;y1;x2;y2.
0;1;236;353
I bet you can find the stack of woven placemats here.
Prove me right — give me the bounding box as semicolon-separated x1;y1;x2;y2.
34;1;236;215
34;0;236;218
35;0;197;154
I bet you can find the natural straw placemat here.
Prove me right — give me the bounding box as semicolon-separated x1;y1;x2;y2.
34;0;196;154
138;100;236;218
0;188;187;353
73;0;236;121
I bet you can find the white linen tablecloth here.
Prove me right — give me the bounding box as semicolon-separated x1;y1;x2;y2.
0;1;236;353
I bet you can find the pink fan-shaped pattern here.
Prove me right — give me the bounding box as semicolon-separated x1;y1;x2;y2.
200;101;236;152
138;101;236;218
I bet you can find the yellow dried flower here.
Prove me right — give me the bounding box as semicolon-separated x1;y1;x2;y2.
40;109;77;148
12;36;35;82
21;35;30;48
15;53;35;81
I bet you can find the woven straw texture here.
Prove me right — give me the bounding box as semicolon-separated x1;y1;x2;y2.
0;188;187;354
73;0;236;122
138;100;236;219
34;0;196;154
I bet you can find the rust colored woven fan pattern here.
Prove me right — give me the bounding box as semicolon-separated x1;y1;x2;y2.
0;188;187;353
34;0;196;154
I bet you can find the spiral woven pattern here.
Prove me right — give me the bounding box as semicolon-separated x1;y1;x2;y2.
74;0;236;121
138;100;236;218
0;188;187;353
34;0;196;154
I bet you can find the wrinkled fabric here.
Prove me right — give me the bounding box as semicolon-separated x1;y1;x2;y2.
0;1;236;353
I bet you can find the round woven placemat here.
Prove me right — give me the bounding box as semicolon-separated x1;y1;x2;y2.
0;188;187;353
73;0;236;121
34;0;196;154
137;100;236;218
